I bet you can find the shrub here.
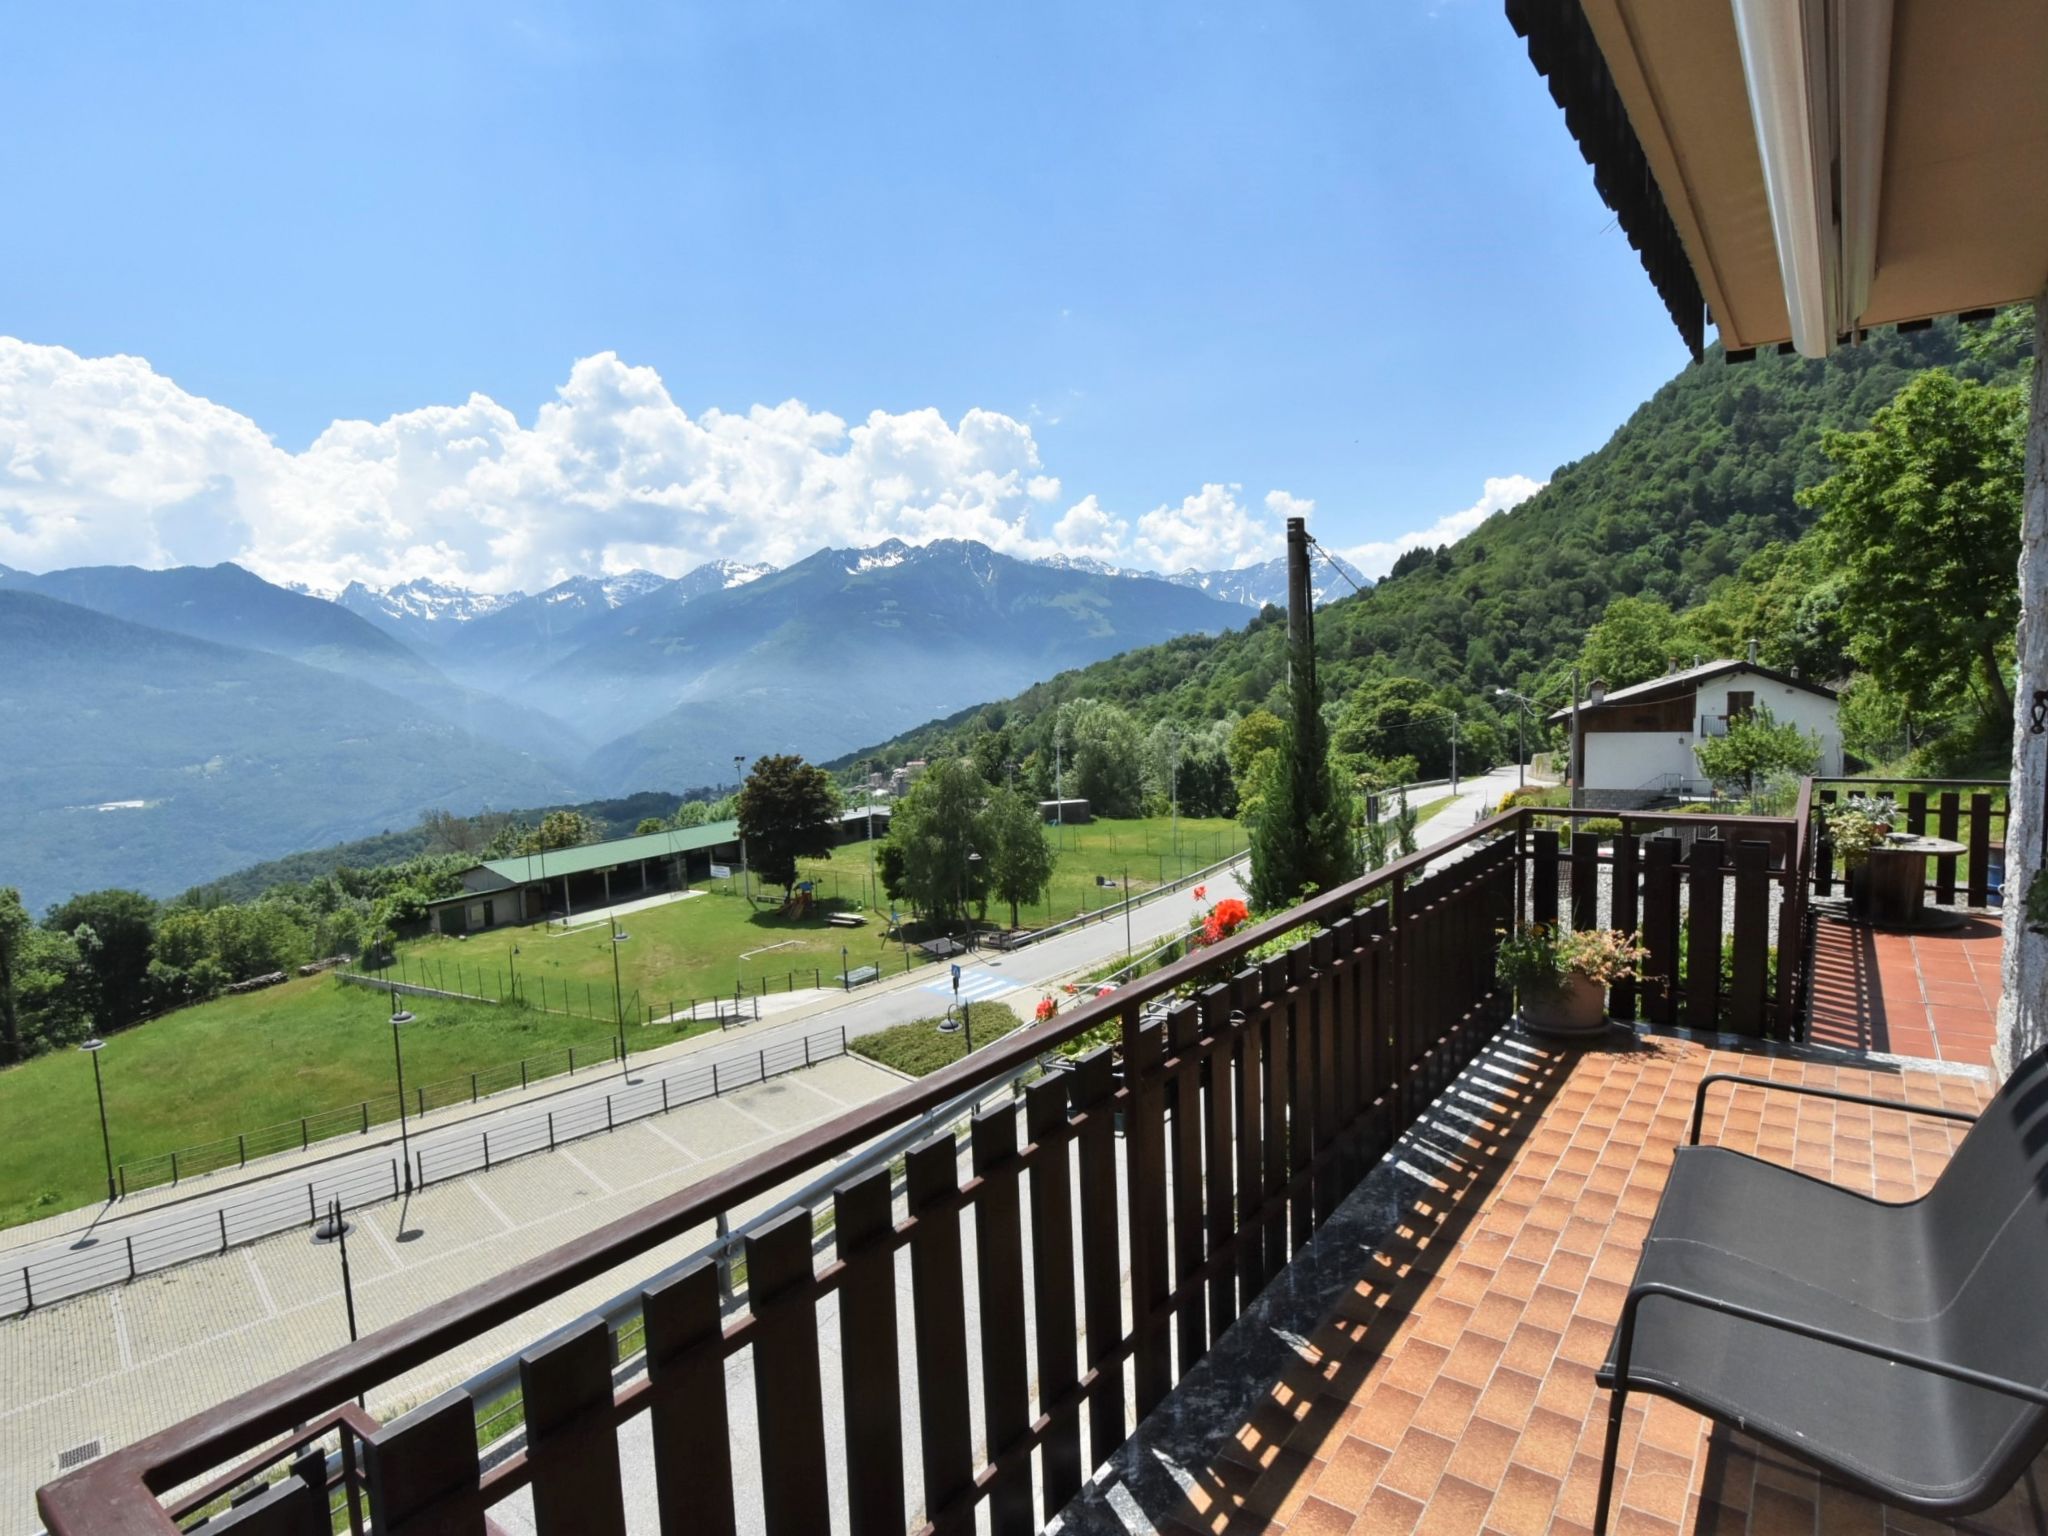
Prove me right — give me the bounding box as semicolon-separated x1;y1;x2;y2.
848;1003;1021;1076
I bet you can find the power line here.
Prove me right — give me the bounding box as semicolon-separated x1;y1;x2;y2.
1303;533;1374;600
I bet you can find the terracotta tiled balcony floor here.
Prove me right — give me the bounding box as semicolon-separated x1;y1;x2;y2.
1142;1032;2037;1536
1805;912;2004;1068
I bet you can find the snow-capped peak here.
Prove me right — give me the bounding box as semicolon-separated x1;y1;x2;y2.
337;577;523;626
845;539;913;574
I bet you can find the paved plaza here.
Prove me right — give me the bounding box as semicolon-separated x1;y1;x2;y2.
0;1054;903;1536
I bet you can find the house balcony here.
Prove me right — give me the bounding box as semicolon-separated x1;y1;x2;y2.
34;780;2025;1536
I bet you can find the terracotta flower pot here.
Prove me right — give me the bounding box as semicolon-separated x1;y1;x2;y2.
1522;972;1609;1040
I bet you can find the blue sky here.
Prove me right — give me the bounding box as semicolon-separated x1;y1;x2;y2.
0;1;1692;589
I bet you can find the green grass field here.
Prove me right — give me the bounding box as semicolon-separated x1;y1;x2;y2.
0;976;695;1230
0;815;1249;1231
778;814;1248;928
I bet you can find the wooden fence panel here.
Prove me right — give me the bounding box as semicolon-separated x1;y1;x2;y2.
643;1263;734;1536
1728;841;1770;1038
970;1108;1034;1536
1532;828;1560;927
204;1478;327;1535
1311;931;1340;1225
520;1319;626;1536
906;1134;974;1524
1936;792;1960;905
1571;832;1600;930
1232;969;1266;1308
1166;1000;1207;1377
834;1169;905;1536
1815;788;1838;895
1123;1011;1172;1418
1685;840;1726;1032
1969;793;1994;907
1258;955;1292;1278
1283;949;1315;1254
1073;1048;1126;1466
362;1391;484;1536
1197;986;1237;1347
1024;1078;1082;1516
745;1211;830;1536
1641;839;1681;1027
1610;834;1639;1022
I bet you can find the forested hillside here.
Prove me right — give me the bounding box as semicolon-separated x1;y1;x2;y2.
835;320;2032;785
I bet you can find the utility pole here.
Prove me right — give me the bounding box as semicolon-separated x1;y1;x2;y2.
1450;714;1460;795
1169;733;1181;874
1569;667;1583;811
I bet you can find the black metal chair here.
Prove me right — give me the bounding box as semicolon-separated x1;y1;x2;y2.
1594;1047;2048;1534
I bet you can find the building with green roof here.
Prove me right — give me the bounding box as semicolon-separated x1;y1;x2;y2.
422;808;890;934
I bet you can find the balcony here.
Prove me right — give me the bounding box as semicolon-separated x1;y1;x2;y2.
33;781;2024;1536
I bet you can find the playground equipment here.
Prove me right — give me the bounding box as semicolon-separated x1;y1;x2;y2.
778;881;815;919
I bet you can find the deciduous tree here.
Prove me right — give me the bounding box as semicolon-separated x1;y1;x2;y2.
1693;704;1820;808
1804;369;2026;722
0;888;27;1063
736;754;843;898
881;758;989;926
518;810;601;854
983;785;1057;929
44;889;158;1029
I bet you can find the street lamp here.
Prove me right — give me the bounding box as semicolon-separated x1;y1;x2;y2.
1495;687;1531;790
389;1009;416;1194
611;925;631;1079
79;1037;115;1202
732;755;750;902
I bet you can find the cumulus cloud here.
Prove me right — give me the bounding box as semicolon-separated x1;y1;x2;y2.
1335;474;1545;579
1131;483;1287;574
0;338;1543;592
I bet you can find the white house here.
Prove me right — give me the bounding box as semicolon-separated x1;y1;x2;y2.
1545;660;1842;806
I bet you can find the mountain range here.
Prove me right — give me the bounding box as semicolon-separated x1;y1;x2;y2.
1038;550;1370;608
0;540;1250;906
832;319;2027;777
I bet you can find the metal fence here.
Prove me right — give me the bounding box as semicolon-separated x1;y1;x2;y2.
1;1025;849;1318
116;1027;641;1196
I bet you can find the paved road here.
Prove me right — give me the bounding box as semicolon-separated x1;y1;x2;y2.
0;857;1253;1311
0;769;1550;1312
1413;765;1541;848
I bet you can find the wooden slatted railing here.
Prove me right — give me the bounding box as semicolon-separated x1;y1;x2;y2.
1523;807;1806;1040
1810;777;2008;904
38;820;1520;1536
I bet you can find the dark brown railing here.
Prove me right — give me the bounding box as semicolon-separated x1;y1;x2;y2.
40;789;2001;1534
1523;807;1804;1040
1810;777;2009;905
40;816;1522;1536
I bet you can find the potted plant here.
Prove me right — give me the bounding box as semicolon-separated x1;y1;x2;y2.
1822;801;1887;914
1497;923;1647;1039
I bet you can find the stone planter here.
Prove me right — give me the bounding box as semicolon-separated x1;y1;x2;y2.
1521;972;1609;1040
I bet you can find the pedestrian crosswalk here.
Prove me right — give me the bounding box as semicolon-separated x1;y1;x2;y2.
923;968;1017;1004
